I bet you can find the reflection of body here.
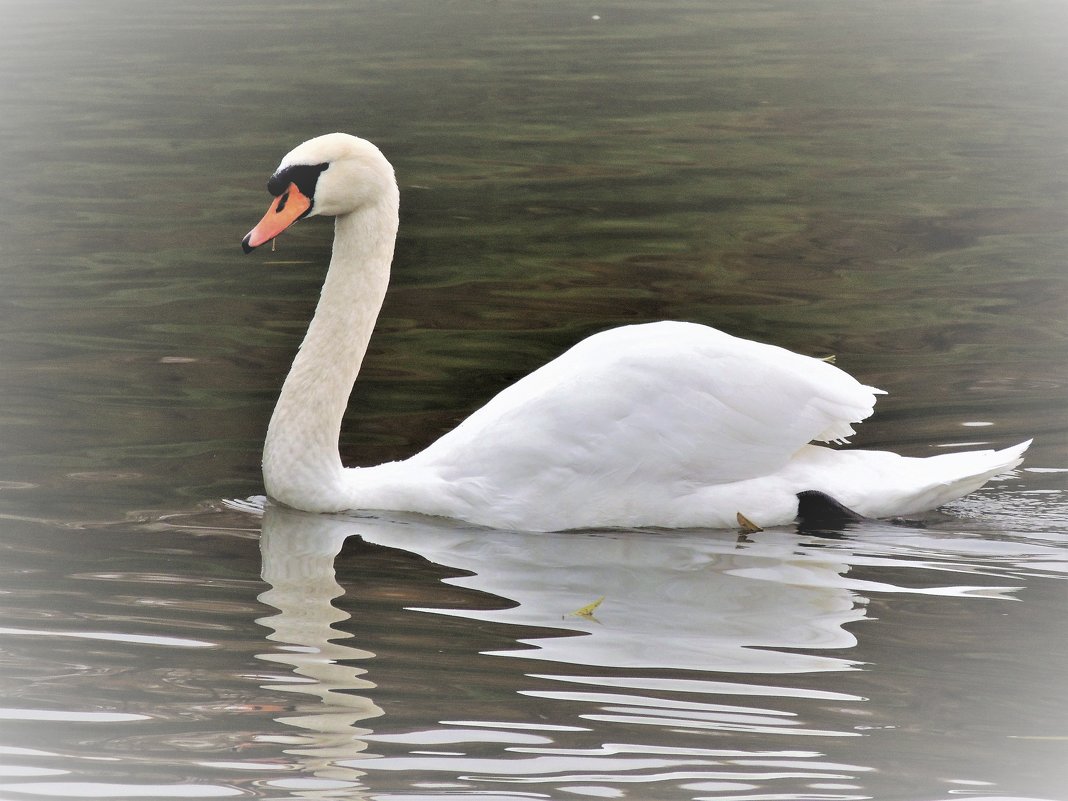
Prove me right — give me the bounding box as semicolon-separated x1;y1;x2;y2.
242;133;1028;531
257;504;867;682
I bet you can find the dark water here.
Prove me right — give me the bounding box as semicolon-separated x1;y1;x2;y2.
1;0;1067;798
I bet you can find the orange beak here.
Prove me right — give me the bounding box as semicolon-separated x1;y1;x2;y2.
241;183;313;253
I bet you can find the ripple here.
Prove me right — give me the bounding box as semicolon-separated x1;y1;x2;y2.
0;626;214;649
0;708;148;723
0;783;242;798
0;767;68;777
528;674;864;702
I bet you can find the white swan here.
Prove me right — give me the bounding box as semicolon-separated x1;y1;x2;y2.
242;133;1029;531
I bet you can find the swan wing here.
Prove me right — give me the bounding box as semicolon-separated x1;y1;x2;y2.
411;321;882;491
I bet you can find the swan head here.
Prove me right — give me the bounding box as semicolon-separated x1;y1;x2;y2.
242;133;396;253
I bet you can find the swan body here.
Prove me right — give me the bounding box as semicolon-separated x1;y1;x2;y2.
242;133;1029;531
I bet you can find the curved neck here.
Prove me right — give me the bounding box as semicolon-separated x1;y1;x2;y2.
263;192;399;510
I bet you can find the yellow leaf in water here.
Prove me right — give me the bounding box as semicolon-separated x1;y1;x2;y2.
569;596;605;618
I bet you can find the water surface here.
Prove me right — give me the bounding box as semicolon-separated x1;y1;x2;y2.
0;1;1066;799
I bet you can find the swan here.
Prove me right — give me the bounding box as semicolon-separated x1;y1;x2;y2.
241;132;1030;531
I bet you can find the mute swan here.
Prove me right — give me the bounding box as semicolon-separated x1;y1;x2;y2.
242;133;1029;531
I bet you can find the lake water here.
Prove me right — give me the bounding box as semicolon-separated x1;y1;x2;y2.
1;0;1067;799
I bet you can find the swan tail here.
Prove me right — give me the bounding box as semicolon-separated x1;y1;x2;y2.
887;438;1031;516
797;439;1031;520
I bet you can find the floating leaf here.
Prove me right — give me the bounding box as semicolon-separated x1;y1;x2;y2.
736;512;763;533
569;596;605;619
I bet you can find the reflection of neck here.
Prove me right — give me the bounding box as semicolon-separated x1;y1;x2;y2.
263;195;399;512
257;507;382;785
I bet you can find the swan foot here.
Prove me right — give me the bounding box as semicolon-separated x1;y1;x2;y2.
736;512;763;533
796;490;867;532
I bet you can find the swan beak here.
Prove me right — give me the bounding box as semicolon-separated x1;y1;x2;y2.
241;183;313;253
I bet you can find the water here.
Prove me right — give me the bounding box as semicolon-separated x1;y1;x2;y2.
1;0;1066;798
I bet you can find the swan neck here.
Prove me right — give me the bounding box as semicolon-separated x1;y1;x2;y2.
263;195;399;511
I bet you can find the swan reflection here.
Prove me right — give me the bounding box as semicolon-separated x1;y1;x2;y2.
255;507;382;796
252;503;1025;797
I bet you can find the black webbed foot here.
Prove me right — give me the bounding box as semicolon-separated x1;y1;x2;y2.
796;490;868;534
